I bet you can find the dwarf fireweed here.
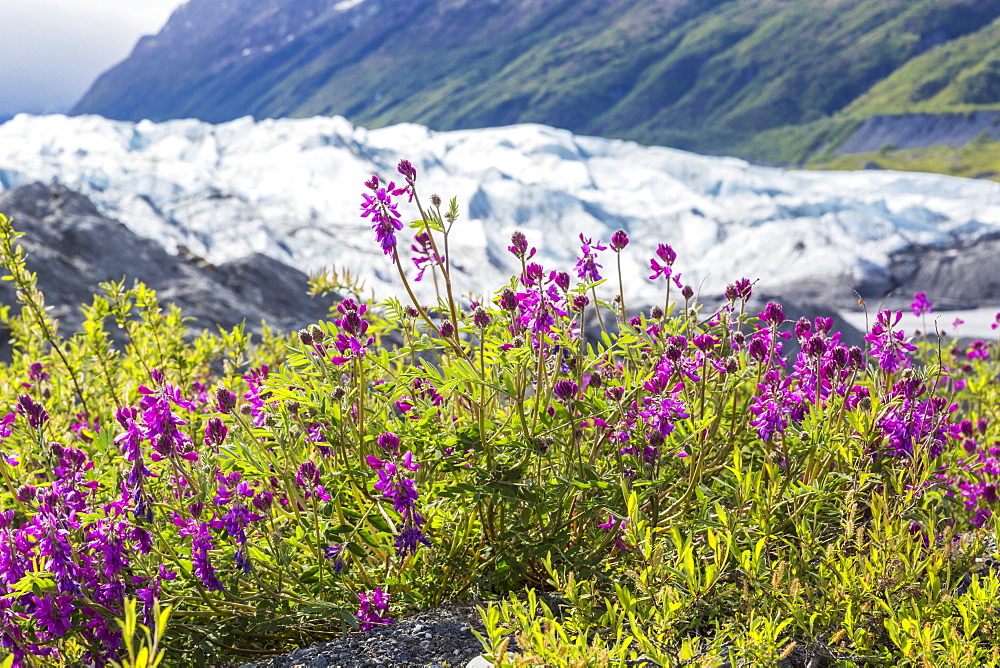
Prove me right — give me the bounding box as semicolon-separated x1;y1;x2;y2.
0;158;996;667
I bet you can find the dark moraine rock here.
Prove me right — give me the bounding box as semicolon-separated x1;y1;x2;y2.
0;182;335;342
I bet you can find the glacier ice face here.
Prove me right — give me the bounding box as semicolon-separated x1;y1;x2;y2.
1;112;1000;308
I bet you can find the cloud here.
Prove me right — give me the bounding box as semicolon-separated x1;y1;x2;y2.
0;0;185;116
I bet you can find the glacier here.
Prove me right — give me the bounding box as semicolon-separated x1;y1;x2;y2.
1;113;1000;310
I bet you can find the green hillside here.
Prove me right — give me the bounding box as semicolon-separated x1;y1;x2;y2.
71;0;1000;165
845;15;1000;116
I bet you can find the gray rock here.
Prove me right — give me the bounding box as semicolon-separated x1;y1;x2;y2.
466;656;493;668
0;182;335;350
836;111;1000;155
244;601;494;668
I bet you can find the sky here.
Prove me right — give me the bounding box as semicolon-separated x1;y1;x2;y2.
0;0;187;119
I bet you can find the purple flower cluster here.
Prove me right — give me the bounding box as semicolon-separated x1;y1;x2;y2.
946;419;999;527
361;175;408;260
0;431;151;665
749;369;806;442
508;230;536;262
15;394;48;429
501;235;580;346
610;229;629;253
865;310;917;373
367;434;429;557
574;234;606;283
242;365;271;425
910;291;933;317
178;519;224;592
877;378;960;459
215;471;263;573
724;278;753;303
411;231;443;282
296;460;332;502
394;377;444;416
649;243;682;287
357;587;392;630
331;299;375;366
135;372;198;462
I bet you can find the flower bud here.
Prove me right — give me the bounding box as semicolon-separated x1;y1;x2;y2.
216;387;237;414
473;307;491;329
499;288;518;311
610;229;629;252
377;432;400;453
397;159;417;183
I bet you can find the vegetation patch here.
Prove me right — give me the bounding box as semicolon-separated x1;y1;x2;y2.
813;135;1000;180
0;162;997;666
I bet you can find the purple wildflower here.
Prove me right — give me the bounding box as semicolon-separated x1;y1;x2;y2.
967;340;990;360
295;460;330;501
204;417;227;450
16;394;48;429
499;288;518;311
216;387;237;414
553;379;579;403
910;291;933;317
724;277;752;302
759;302;785;327
331;300;375;365
410;231;442;282
610;229;629;252
361;178;408;260
473;306;491;329
397;159;417;196
377;432;400;454
865;310;916;373
648;244;682;286
325;544;346;574
508;230;535;261
575;234;606;283
367;449;429;557
185;522;223;592
357;588;392;630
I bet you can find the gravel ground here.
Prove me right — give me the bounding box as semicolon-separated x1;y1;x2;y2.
237;601;492;668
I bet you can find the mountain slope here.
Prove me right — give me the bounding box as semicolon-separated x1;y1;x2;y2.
845;15;1000;116
70;0;1000;160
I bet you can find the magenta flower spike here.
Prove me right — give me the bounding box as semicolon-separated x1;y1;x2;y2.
910;291;933;317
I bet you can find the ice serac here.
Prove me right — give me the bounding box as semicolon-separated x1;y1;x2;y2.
1;113;1000;309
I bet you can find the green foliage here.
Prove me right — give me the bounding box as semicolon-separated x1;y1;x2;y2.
844;15;1000;117
111;599;172;668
